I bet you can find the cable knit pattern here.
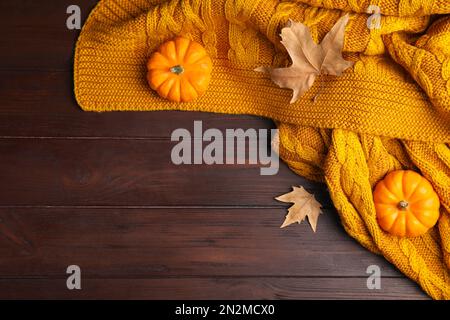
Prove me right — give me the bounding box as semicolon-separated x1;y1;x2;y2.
324;130;450;299
291;0;449;16
74;0;450;299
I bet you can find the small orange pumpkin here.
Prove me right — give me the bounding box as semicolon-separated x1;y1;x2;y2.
147;37;213;103
373;170;440;237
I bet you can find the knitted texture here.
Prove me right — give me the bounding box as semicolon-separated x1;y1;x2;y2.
74;0;450;299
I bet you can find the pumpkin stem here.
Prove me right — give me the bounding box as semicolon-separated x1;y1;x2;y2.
398;200;409;210
170;65;185;75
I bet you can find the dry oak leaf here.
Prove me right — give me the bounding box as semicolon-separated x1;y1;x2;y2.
276;186;323;232
256;14;354;103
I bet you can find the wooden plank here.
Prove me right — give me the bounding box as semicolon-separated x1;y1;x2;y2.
0;138;331;207
0;207;403;277
0;0;97;70
0;277;427;300
0;70;274;137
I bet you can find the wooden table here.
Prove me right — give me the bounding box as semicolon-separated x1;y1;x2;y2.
0;0;427;299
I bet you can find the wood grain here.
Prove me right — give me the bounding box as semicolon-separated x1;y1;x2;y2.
0;0;96;71
0;0;428;299
0;71;273;137
0;207;402;277
0;277;427;300
0;138;332;207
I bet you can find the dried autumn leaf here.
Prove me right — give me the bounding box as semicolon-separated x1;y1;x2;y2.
256;14;354;103
276;186;323;232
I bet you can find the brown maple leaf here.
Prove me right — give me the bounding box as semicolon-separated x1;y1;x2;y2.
276;186;323;232
256;14;354;103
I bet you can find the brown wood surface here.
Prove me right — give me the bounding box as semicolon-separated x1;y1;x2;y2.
0;0;428;299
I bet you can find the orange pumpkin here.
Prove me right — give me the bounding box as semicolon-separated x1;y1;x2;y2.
373;170;440;237
146;37;213;103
